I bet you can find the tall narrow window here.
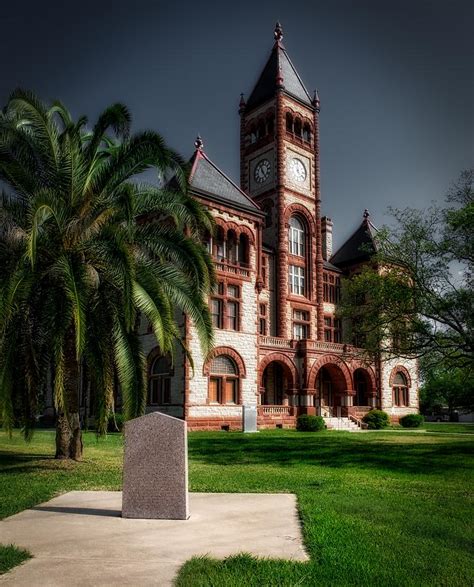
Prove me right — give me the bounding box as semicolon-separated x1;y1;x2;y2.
289;265;305;295
211;298;223;329
259;303;267;335
209;355;239;405
289;217;305;256
226;284;240;331
148;355;172;405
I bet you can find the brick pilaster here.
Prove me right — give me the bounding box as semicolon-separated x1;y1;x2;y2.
275;91;288;338
313;94;324;340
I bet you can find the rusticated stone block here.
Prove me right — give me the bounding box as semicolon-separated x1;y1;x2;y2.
122;412;189;520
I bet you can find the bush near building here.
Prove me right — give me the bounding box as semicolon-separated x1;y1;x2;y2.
400;414;424;428
296;415;325;432
362;410;390;429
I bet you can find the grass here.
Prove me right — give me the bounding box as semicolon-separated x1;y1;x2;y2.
0;545;31;575
423;422;474;434
1;428;473;586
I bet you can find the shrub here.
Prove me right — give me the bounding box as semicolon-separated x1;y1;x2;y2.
296;414;325;432
107;412;125;433
400;414;424;428
362;409;390;430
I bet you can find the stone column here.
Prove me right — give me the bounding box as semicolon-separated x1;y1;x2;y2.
298;388;316;415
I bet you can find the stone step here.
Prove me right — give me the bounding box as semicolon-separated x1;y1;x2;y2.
323;417;362;432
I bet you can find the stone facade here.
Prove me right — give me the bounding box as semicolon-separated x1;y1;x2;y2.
140;27;419;431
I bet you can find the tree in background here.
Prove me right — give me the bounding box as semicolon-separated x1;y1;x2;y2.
0;90;215;460
419;362;474;418
338;170;473;375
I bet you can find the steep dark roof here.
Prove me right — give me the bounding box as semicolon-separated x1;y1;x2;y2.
323;260;342;273
330;215;378;268
246;41;313;110
188;148;263;216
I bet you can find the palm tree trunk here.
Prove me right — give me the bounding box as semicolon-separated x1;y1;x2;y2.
55;328;83;460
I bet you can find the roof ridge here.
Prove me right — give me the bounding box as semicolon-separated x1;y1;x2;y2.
280;46;312;103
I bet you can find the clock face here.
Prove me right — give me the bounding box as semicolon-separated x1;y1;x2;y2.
289;158;307;183
254;159;271;184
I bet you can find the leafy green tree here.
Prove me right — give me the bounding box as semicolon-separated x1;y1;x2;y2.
339;170;474;373
0;90;215;460
419;364;474;417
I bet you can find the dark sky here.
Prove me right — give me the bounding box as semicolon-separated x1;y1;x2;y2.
1;0;472;246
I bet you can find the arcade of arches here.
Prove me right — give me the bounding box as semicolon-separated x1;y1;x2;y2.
259;358;376;416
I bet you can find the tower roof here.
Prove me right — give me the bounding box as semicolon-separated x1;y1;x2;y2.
330;210;378;267
245;23;313;111
188;137;263;216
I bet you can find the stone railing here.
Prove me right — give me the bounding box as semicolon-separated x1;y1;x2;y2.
259;405;293;417
259;336;295;349
349;414;368;430
215;260;250;278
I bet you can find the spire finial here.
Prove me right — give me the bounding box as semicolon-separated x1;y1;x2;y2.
274;22;283;42
239;93;246;114
363;209;370;222
313;89;320;112
194;135;204;151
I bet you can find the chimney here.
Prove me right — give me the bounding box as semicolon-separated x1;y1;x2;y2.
321;216;333;261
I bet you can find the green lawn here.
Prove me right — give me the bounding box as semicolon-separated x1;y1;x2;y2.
423;422;474;434
1;429;473;586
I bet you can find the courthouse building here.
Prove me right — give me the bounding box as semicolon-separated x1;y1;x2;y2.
139;24;419;430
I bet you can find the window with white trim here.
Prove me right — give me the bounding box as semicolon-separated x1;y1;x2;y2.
292;309;310;339
289;216;305;256
289;265;305;295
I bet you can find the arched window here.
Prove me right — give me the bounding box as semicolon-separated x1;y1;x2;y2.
209;355;239;405
214;226;225;260
267;116;275;135
227;230;238;264
286;113;293;133
149;355;172;405
239;233;249;266
303;123;311;143
393;372;409;407
289;216;305;257
249;125;257;144
294;118;302;138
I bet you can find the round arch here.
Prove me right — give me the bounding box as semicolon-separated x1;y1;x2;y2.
258;353;299;389
203;346;246;378
352;363;377;392
283;203;316;237
308;354;352;390
389;365;412;388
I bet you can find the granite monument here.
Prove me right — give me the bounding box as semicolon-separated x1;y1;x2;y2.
122;412;189;520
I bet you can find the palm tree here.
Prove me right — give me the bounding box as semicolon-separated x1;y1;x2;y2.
0;90;215;460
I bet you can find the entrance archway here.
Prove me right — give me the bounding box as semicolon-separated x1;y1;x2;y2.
260;359;296;405
315;364;348;414
353;367;376;407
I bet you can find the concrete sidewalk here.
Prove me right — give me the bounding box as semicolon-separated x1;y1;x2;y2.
0;491;308;586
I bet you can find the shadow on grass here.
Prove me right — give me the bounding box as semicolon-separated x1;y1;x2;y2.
188;432;474;475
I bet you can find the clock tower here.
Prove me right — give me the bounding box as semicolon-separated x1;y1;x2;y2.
239;22;324;341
